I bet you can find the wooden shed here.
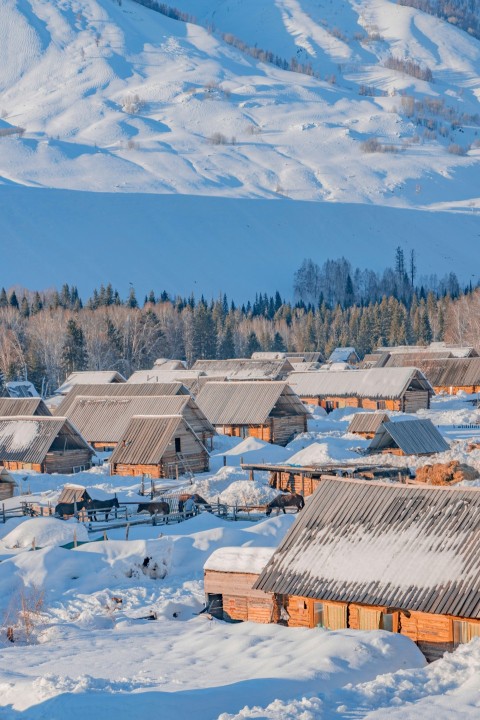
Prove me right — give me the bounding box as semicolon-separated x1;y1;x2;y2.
327;347;360;365
347;412;390;438
288;367;433;413
0;467;17;501
254;477;480;662
204;547;275;623
195;381;308;446
56;370;127;395
0;398;52;417
368;419;450;456
109;414;209;479
64;394;215;451
0;416;93;474
54;381;189;416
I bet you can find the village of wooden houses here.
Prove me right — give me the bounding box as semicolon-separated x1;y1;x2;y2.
0;341;479;717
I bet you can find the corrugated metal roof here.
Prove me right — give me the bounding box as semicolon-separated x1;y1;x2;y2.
426;358;480;387
192;359;292;380
347;412;390;434
385;351;453;368
109;415;203;465
288;367;432;399
255;477;480;619
376;343;477;358
127;369;206;384
0;416;92;463
195;382;307;426
66;395;214;443
0;398;51;417
56;371;126;394
368;419;450;455
54;382;188;416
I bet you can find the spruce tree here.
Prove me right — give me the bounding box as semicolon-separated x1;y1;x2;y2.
127;287;138;309
61;319;88;375
0;288;7;308
9;290;19;309
246;331;261;356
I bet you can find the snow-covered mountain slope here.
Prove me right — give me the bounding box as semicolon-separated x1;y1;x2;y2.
0;0;479;208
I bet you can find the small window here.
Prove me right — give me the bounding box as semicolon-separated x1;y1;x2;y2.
381;612;398;633
313;601;324;627
174;437;181;453
377;400;387;410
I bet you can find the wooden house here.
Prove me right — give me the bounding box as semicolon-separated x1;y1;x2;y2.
195;381;308;446
368;419;449;456
421;357;480;395
0;467;17;501
327;347;360;365
191;358;294;381
109;415;209;478
54;381;189;416
288;367;433;413
0;398;52;417
347;412;390;438
204;547;275;623
0;416;93;474
65;394;215;451
254;477;480;661
55;370;126;395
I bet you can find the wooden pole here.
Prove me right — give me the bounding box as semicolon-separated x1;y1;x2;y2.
2;503;5;523
32;537;35;551
103;530;107;541
73;529;77;548
125;523;130;540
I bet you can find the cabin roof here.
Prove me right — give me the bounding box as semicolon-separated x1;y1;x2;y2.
5;381;39;399
109;415;204;466
66;395;214;443
204;547;275;575
195;381;307;426
327;347;359;363
126;368;200;384
57;484;92;504
288;367;432;399
347;412;390;434
54;382;189;416
422;357;480;387
0;398;52;417
255;477;480;619
191;358;293;380
368;419;450;455
56;371;126;394
0;416;92;463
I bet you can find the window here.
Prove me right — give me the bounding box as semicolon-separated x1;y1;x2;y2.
453;620;480;646
377;401;387;410
313;602;324;627
174;437;181;453
381;612;399;633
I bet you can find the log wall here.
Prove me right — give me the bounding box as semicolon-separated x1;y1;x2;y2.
271;416;307;446
204;570;274;623
434;385;479;395
44;450;92;474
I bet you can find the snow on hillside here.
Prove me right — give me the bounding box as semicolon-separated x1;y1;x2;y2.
0;0;479;209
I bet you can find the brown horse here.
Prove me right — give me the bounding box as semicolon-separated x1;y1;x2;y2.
137;501;170;516
266;493;305;516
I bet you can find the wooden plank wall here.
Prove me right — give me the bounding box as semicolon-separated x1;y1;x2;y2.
205;570;274;623
44;450;92;474
271;416;307;446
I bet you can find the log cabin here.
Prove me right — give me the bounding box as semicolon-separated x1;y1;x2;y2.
109;414;209;479
55;370;127;395
288;367;433;412
204;547;276;623
64;394;215;451
53;381;189;416
347;412;390;438
368;418;449;456
0;416;93;474
195;381;308;446
327;347;360;365
254;477;480;662
0;468;17;501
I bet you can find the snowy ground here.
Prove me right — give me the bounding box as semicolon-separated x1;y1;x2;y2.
0;393;479;717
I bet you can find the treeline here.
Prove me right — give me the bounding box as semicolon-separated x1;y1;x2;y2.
0;279;478;397
398;0;480;41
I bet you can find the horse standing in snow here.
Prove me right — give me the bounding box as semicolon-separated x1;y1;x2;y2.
137;501;170;516
265;493;305;516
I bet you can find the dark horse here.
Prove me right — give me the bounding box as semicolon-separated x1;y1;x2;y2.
55;500;87;518
266;493;305;516
86;497;120;522
178;493;211;513
137;501;170;516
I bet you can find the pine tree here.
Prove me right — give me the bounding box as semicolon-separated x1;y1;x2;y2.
9;290;19;309
246;331;261;356
31;292;43;314
61;319;88;375
192;302;217;360
20;295;30;318
127;287;138;309
0;288;8;308
217;323;235;359
272;331;286;352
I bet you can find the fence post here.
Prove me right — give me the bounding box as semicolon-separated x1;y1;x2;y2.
125;523;130;540
103;530;107;542
73;529;77;548
2;503;5;523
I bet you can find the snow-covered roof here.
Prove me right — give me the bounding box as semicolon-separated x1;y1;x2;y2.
56;371;126;395
5;381;39;399
255;478;480;619
55;382;189;416
191;359;293;380
0;416;92;463
327;347;359;363
204;547;275;575
288;367;432;400
368;419;449;455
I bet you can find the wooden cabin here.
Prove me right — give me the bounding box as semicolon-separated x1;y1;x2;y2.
195;382;308;446
110;414;209;479
327;347;360;365
368;419;449;456
204;547;275;623
0;468;17;501
347;412;390;439
54;381;189;416
0;398;52;417
0;416;93;474
191;358;294;381
55;370;127;395
64;394;215;451
254;477;480;662
288;367;433;413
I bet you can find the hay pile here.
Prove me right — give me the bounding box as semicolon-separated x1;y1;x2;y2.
415;461;479;486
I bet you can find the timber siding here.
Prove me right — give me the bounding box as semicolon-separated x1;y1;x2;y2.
195;382;307;446
254;478;480;661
